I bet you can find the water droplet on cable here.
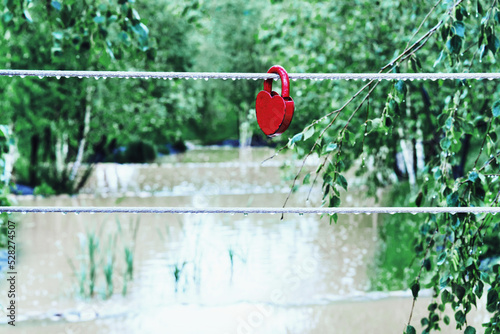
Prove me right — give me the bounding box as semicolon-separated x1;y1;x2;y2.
38;76;44;79
243;213;248;217
22;211;27;215
62;212;67;215
56;76;61;80
94;76;99;80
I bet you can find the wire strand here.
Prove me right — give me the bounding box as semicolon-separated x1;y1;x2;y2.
2;69;500;81
1;206;499;215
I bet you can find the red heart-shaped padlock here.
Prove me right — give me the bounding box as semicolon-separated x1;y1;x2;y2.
256;65;294;137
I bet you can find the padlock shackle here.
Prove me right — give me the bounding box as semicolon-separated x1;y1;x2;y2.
263;65;290;98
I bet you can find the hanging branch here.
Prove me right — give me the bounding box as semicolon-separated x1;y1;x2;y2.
282;0;464;211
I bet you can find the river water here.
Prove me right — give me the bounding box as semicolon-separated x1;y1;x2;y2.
0;148;489;333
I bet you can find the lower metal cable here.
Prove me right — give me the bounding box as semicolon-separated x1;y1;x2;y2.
1;206;499;215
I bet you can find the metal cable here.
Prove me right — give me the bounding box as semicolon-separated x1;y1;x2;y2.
1;206;499;215
2;69;500;81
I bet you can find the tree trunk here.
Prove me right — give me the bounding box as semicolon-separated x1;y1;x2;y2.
29;134;39;187
70;86;93;181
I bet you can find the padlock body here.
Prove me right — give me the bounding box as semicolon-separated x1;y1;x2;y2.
256;90;294;137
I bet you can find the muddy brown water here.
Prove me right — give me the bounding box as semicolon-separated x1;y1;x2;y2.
0;148;489;333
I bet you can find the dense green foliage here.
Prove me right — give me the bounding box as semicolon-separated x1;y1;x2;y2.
1;0;500;332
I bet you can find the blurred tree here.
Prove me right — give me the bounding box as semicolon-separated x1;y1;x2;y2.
180;0;266;144
0;0;195;193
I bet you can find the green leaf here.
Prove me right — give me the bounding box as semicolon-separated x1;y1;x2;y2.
445;117;454;130
452;21;465;38
434;50;445;68
493;100;500;117
487;33;500;54
303;173;311;185
336;173;348;191
447;35;462;54
477;0;484;15
329;195;341;208
446;192;459;206
405;325;416;334
329;213;338;225
486;289;498;312
440;137;451;150
453;283;466;301
2;11;13;23
441;289;452;304
303;126;315;140
427;302;437;311
468;171;479;182
479;43;487;62
52;31;64;40
437;251;447;265
465;326;476;334
475;280;484;299
51;1;61;11
119;31;131;45
411;281;420;298
490;131;498;142
324;142;337;153
290;132;304;144
455;310;466;325
395;80;407;95
94;16;106;24
443;315;450;325
289;133;303;148
23;9;33;22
